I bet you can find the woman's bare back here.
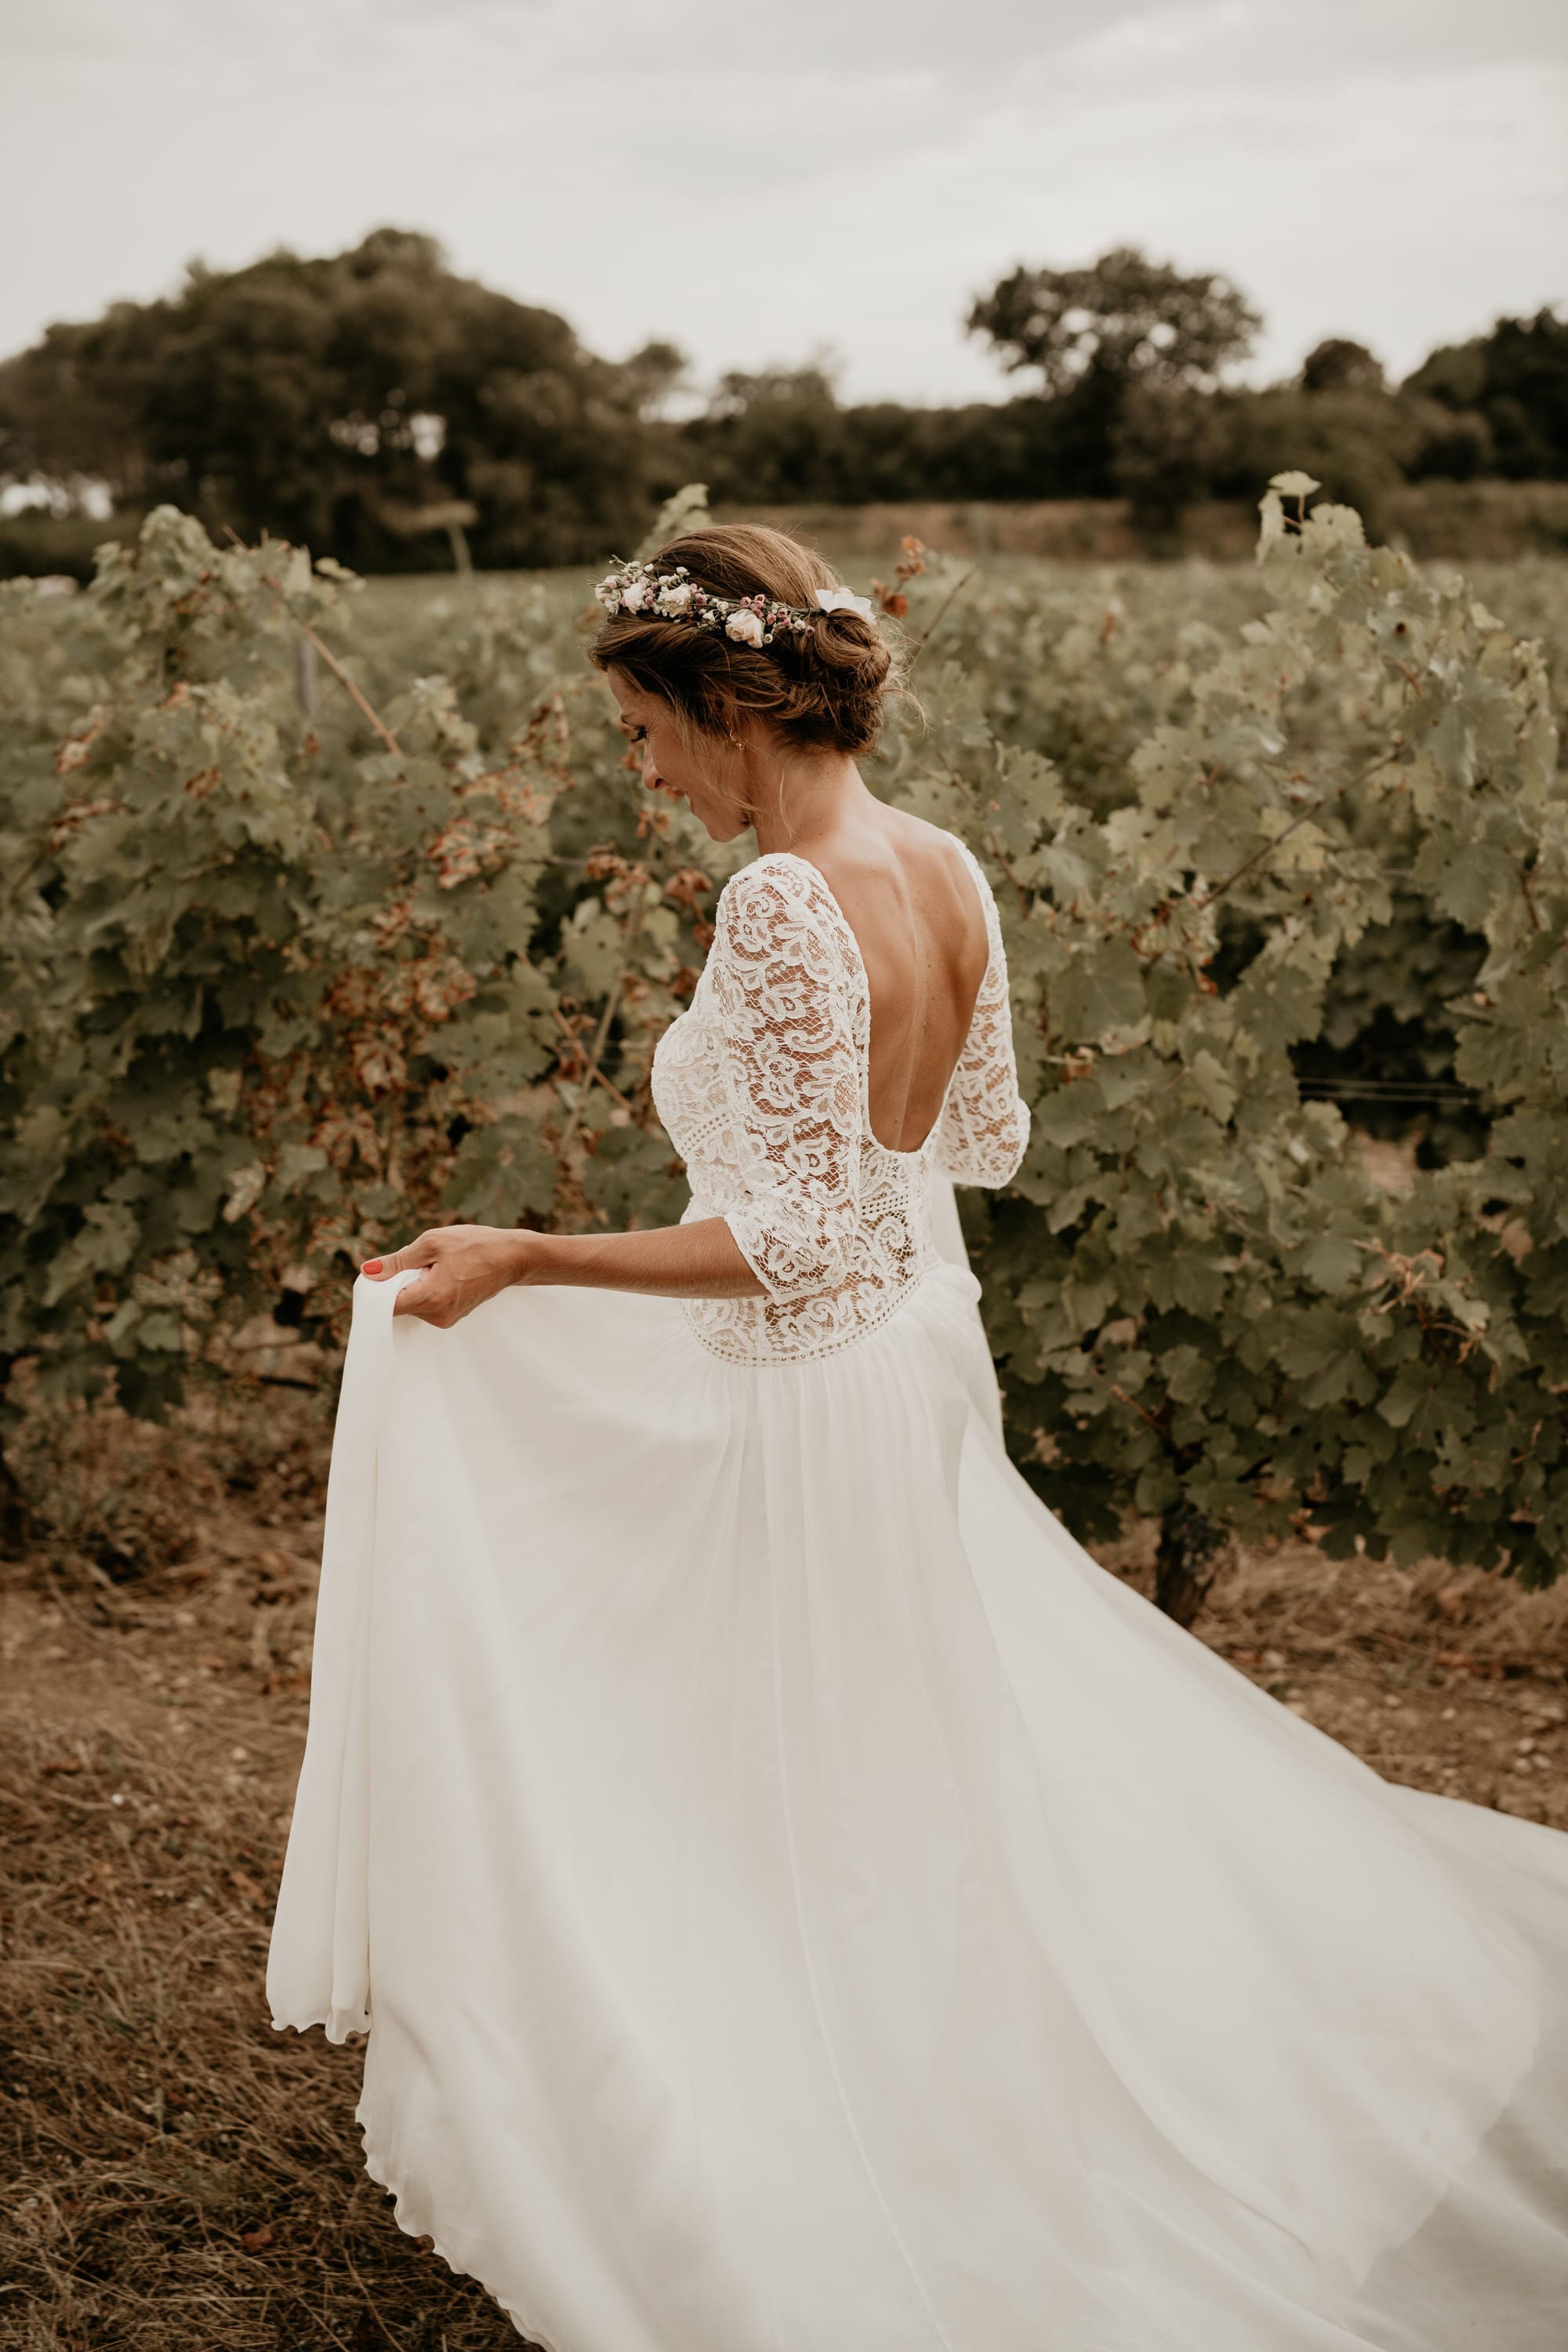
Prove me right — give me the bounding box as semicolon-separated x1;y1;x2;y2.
794;808;989;1154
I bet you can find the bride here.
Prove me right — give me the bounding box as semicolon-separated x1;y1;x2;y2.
270;524;1568;2350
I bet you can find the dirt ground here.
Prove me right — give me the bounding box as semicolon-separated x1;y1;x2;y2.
3;1397;1566;2350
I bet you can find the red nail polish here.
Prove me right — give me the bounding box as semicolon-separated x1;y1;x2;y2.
362;1259;383;1275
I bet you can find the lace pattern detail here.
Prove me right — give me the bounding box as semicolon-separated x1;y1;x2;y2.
652;840;1029;1367
933;844;1033;1185
710;862;866;1302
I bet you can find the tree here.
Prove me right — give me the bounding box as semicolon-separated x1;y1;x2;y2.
0;230;672;570
679;374;1080;507
1403;339;1487;413
1205;387;1430;540
967;246;1261;498
968;246;1260;394
681;365;845;505
1405;307;1568;481
1300;338;1384;395
1111;381;1237;538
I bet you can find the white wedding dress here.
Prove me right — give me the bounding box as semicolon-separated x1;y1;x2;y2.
270;840;1568;2350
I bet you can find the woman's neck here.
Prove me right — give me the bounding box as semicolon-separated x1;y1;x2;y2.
746;749;874;857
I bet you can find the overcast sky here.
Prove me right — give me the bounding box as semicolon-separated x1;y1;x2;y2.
3;0;1564;404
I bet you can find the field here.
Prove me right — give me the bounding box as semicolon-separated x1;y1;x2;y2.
5;511;1568;2347
9;480;1567;585
340;546;1568;728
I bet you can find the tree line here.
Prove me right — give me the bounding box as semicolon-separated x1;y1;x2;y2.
1;227;1564;574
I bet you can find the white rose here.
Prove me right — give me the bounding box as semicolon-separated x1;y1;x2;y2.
725;609;764;646
658;581;694;614
815;585;877;623
621;579;650;612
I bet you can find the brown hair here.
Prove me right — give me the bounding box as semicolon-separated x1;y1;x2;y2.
589;523;894;757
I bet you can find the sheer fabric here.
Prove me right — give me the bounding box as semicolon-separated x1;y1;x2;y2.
270;837;1568;2352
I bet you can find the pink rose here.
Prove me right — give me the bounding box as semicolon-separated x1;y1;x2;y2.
725;609;764;647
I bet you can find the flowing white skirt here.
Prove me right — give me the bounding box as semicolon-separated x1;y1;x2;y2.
269;1194;1568;2351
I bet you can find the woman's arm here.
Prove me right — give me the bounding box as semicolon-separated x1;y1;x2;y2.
934;844;1030;1188
362;1218;764;1327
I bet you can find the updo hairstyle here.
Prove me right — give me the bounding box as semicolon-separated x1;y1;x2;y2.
589;524;894;757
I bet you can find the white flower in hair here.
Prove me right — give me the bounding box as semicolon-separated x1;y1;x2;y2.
725;609;764;647
657;581;694;614
621;579;651;612
815;586;877;623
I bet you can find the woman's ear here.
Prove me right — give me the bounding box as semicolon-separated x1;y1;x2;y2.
727;710;779;761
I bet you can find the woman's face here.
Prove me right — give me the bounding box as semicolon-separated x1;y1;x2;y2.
607;671;751;843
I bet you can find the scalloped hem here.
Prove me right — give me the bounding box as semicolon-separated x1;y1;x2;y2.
357;2123;564;2352
270;2006;372;2045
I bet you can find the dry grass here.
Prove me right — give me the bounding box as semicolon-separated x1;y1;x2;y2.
2;1388;1566;2349
1;1700;524;2351
2;1389;526;2350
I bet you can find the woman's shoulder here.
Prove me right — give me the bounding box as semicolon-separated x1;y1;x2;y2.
720;848;818;891
718;851;841;924
842;807;984;890
877;815;997;932
714;853;859;966
897;812;986;877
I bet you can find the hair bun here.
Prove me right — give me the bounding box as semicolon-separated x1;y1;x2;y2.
589;523;899;757
800;604;892;687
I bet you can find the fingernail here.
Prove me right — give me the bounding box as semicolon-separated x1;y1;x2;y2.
361;1259;383;1276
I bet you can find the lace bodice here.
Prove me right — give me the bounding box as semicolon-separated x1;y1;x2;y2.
651;835;1029;1365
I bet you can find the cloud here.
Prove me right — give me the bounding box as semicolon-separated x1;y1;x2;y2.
1;0;1563;403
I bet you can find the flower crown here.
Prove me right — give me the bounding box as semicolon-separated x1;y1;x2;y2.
593;561;877;648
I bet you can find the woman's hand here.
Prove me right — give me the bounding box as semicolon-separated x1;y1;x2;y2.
361;1225;535;1328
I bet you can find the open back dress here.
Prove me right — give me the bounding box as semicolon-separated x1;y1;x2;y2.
270;837;1568;2351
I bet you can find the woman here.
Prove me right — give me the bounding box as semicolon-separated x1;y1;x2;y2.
270;526;1568;2350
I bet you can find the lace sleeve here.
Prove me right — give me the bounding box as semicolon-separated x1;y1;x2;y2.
935;844;1031;1187
710;858;864;1301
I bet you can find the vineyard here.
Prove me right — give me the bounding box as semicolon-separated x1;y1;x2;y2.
3;483;1568;1607
5;488;1568;2348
